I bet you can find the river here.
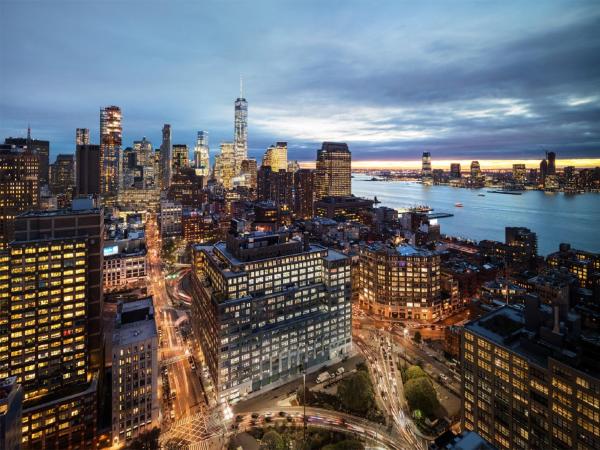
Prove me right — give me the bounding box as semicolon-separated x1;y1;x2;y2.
352;174;600;255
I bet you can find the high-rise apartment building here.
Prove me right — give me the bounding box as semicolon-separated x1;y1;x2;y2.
0;145;40;248
315;142;351;200
76;144;101;197
194;131;210;176
422;152;432;180
49;154;75;196
111;298;159;446
172;144;189;172
262;142;288;172
5;133;49;186
294;168;315;219
190;227;352;402
234;87;248;173
100;106;122;195
461;300;600;450
76;128;90;146
160;124;172;189
358;242;443;321
132;138;155;189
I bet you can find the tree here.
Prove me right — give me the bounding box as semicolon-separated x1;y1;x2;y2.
405;365;427;381
404;377;439;417
337;370;374;415
126;428;160;450
413;330;422;343
260;430;285;450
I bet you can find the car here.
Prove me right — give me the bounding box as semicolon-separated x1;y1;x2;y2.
235;415;244;422
278;411;286;417
251;412;259;419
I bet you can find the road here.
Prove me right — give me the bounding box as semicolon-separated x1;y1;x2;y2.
354;329;427;450
145;214;207;427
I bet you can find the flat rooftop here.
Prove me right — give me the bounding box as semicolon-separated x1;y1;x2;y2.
114;319;157;347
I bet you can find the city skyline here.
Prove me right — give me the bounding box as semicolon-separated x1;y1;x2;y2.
2;1;599;162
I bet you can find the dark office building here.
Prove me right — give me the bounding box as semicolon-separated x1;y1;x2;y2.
294;168;315;219
315;142;351;200
50;154;75;196
76;144;101;196
450;163;461;179
314;195;374;223
257;166;293;210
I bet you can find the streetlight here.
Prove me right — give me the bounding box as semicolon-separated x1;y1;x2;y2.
303;371;307;447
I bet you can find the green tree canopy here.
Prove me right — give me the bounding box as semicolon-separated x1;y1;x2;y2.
404;376;439;417
413;330;422;343
260;430;285;450
405;365;427;381
337;370;374;415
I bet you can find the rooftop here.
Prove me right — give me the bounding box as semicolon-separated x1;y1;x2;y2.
114;319;157;347
464;306;524;345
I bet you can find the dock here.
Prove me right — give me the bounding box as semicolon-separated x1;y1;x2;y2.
428;212;454;219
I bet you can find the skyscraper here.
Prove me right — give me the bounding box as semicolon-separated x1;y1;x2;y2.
315;142;351;200
133;137;155;189
512;163;527;184
422;152;432;180
234;81;248;173
547;151;557;175
240;159;257;192
0;144;40;248
160;124;172;189
262;142;288;172
194;131;210;176
100;106;122;195
76;128;90;146
76;144;101;196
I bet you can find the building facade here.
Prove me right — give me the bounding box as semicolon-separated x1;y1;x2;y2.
111;298;159;446
190;229;352;403
358;243;442;321
461;302;600;450
160;124;172;189
75;128;89;146
234;92;248;172
262;142;288;173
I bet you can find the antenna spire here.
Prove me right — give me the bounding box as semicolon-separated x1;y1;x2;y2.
240;75;243;99
27;124;31;142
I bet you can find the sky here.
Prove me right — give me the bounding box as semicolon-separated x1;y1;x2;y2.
1;0;599;165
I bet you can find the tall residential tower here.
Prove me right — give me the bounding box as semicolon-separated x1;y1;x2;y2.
100;106;122;195
234;81;248;173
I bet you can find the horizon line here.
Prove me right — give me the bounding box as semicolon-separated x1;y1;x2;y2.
297;158;600;170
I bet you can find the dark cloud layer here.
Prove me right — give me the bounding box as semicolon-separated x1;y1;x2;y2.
0;1;599;162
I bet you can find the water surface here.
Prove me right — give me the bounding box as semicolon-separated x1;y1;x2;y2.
352;174;600;255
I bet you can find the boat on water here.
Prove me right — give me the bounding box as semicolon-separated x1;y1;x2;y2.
478;194;486;197
455;202;464;207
